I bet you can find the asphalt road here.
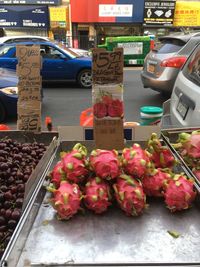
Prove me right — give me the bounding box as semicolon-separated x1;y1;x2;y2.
6;68;169;130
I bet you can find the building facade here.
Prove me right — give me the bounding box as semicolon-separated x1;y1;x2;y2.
0;0;200;48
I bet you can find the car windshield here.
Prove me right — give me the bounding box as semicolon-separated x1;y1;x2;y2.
55;42;80;58
154;38;186;54
183;44;200;86
0;45;14;57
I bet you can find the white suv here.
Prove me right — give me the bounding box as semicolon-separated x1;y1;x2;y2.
161;42;200;128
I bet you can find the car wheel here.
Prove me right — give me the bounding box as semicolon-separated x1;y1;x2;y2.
0;102;6;123
77;69;92;88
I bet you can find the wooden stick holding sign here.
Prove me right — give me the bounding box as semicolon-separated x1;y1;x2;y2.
16;45;42;132
92;48;124;150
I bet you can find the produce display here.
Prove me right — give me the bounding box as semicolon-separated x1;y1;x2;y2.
47;133;197;221
172;130;200;181
0;138;46;258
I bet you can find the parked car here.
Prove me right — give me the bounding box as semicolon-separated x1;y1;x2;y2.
141;32;200;95
0;35;49;44
0;68;18;122
161;42;200;128
0;40;92;88
0;36;91;57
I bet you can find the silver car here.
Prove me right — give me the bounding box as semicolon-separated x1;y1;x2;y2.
141;32;200;95
161;41;200;128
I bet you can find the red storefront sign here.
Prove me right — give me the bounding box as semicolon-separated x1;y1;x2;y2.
71;0;117;23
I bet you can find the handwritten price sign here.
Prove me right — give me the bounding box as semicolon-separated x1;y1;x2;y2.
16;45;42;132
92;48;123;84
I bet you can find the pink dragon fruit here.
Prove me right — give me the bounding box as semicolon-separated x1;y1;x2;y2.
89;149;121;180
113;174;146;216
147;133;175;168
107;99;124;118
61;143;89;184
93;102;107;118
174;131;200;158
142;168;172;197
84;177;112;214
50;181;82;220
121;143;151;179
173;131;200;172
164;174;197;212
50;161;66;188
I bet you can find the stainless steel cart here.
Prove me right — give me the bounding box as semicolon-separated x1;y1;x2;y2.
1;139;200;267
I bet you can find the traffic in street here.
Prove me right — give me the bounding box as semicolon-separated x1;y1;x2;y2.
4;68;168;130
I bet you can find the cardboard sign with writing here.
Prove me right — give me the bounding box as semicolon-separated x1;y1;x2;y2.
94;118;124;150
92;48;124;150
17;102;41;132
92;48;123;84
17;45;42;132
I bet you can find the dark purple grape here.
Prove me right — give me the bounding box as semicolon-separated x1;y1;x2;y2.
7;220;17;229
5;209;12;219
4;191;13;201
17;184;25;193
3;201;12;209
11;210;21;220
0;209;6;216
15;198;23;208
0;216;6;226
10;186;17;194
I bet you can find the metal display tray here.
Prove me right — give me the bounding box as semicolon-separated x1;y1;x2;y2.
161;127;200;188
2;140;200;267
0;131;59;266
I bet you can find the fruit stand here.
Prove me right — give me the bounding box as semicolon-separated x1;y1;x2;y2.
1;130;200;267
1;47;200;267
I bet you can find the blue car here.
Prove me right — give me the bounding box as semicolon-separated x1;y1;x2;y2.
0;40;92;88
0;68;18;122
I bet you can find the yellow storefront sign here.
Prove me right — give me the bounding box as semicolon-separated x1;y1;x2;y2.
173;1;200;27
49;7;70;29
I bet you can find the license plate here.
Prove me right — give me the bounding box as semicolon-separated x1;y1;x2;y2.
147;64;155;73
176;99;188;119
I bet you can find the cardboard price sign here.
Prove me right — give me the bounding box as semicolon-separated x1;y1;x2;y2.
92;48;124;150
16;45;41;76
94;118;124;150
17;102;41;132
92;48;123;84
17;45;42;132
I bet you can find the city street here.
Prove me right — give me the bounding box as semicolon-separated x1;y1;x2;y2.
6;68;168;130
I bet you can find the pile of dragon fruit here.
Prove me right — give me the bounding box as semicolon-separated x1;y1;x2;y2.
47;133;197;220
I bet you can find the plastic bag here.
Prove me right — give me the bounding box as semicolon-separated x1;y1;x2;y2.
80;107;93;126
